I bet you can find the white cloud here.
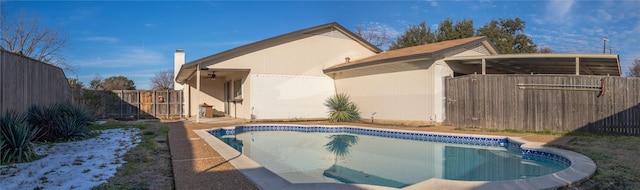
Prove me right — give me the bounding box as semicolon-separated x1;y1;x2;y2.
532;17;545;25
580;28;604;35
597;10;612;22
547;0;574;18
426;0;438;7
543;0;575;24
360;22;401;38
78;47;165;68
84;36;119;43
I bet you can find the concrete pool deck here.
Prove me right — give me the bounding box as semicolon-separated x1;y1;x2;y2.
168;120;587;190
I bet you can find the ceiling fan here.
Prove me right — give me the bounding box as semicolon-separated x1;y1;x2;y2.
204;72;216;80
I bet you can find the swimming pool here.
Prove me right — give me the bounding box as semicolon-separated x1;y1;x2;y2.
196;125;596;189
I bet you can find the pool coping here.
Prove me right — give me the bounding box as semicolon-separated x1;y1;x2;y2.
194;124;596;190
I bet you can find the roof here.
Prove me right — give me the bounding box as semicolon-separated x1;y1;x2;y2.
175;22;382;83
444;54;621;76
324;36;494;73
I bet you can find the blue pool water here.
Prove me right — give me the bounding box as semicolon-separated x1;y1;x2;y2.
211;126;569;188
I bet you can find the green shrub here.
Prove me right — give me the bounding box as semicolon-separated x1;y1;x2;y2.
325;93;361;122
26;104;60;142
27;103;96;142
0;111;41;163
55;114;91;141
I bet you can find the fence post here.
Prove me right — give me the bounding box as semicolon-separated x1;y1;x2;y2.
120;90;124;119
137;90;140;119
153;90;157;118
167;89;170;119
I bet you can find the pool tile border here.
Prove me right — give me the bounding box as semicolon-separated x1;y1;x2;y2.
197;124;596;190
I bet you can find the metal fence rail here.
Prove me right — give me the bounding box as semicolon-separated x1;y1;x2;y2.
444;74;640;135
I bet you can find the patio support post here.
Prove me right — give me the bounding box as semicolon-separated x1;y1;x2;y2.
481;58;486;75
196;63;201;123
575;57;580;75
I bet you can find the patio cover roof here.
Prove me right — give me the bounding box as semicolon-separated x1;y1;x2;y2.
444;54;621;76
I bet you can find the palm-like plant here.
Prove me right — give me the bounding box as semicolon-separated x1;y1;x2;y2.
325;93;361;122
54;103;96;141
1;111;41;163
324;134;359;165
27;103;96;142
27;104;60;141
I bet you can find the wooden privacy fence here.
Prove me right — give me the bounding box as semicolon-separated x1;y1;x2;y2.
444;74;640;135
1;49;71;115
73;89;183;119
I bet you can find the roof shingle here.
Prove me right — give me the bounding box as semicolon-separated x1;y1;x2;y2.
325;36;489;72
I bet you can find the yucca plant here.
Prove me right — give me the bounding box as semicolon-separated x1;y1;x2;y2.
54;103;96;141
0;134;7;162
1;111;41;163
27;104;61;142
325;93;361;122
55;116;91;141
27;103;96;142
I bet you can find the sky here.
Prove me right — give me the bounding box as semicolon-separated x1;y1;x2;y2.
2;0;639;89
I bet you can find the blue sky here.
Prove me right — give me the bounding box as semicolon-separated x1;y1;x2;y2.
3;1;639;89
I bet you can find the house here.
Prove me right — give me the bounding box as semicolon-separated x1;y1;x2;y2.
325;36;498;124
174;22;381;122
174;22;620;124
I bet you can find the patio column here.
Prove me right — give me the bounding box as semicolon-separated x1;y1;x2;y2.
196;63;201;123
575;57;580;75
481;58;486;75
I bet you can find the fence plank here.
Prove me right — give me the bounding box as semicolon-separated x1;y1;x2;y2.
73;89;183;119
445;74;640;135
0;50;71;115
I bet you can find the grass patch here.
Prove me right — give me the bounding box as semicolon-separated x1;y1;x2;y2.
92;181;150;190
558;135;640;189
91;121;173;190
90;121;149;131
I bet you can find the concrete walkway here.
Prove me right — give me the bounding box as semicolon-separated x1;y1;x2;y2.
167;121;258;190
167;121;574;190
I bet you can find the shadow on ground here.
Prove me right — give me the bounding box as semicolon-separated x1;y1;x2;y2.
167;121;258;190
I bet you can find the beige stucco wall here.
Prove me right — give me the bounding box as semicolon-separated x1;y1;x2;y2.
184;29;376;120
206;29;375;76
333;44;491;123
333;61;442;122
249;74;335;120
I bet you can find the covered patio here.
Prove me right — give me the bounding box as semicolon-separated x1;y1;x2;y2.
444;54;621;76
175;64;250;123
